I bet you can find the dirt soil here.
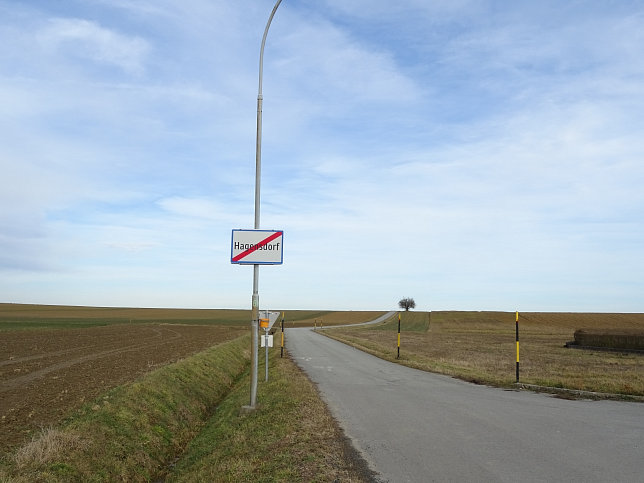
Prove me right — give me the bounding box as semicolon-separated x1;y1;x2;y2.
0;324;245;453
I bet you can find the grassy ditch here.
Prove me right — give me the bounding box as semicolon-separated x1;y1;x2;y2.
2;335;251;482
1;335;371;482
168;351;372;482
324;311;644;398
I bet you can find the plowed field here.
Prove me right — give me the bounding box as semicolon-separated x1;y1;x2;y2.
0;324;244;453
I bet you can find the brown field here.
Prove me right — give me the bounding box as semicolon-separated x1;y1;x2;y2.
0;303;384;328
0;320;245;453
0;304;384;454
0;303;252;328
326;311;644;398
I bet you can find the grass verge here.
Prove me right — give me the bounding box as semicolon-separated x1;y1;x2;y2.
167;350;373;482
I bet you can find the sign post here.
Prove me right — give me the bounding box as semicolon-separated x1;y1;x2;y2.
232;229;283;410
237;0;282;412
260;311;280;381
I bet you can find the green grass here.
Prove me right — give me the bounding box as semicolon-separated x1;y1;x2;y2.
372;311;430;332
2;336;251;481
168;352;371;482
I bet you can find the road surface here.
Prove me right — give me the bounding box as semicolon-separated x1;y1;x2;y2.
287;327;644;482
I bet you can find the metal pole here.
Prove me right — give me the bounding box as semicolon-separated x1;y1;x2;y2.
249;0;283;409
515;311;520;383
265;328;269;381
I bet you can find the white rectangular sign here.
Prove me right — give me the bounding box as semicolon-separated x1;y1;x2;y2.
260;334;274;347
231;229;283;265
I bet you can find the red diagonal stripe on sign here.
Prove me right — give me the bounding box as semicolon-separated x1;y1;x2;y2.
232;231;282;262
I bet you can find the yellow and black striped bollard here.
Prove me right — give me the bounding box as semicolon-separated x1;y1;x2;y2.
280;312;285;358
515;311;520;383
397;313;401;359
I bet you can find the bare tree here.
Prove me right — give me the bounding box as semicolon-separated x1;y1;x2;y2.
398;297;416;311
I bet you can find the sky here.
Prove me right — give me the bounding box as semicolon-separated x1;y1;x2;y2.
1;0;643;313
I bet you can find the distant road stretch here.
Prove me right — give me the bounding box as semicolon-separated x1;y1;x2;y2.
325;311;396;328
287;327;644;482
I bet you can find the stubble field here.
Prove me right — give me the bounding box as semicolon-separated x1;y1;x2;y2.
325;311;644;398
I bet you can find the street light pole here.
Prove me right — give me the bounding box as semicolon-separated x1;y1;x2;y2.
249;0;283;409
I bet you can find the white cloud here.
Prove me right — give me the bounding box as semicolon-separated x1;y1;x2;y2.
37;17;150;76
277;21;420;102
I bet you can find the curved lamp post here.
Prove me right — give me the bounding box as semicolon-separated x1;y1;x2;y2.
248;0;283;409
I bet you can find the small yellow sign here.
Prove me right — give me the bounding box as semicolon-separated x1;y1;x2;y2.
260;319;269;329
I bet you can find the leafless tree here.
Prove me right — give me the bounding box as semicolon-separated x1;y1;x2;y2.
398;297;416;311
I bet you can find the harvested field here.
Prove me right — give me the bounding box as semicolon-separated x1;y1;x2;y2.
326;311;644;397
0;303;383;328
0;303;252;329
0;322;245;453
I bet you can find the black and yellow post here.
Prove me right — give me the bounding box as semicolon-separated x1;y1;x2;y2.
280;312;285;358
515;311;520;383
397;313;401;359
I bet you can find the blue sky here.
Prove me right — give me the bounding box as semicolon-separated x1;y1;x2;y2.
1;0;643;312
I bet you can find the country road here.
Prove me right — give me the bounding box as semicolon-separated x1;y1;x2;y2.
287;327;644;483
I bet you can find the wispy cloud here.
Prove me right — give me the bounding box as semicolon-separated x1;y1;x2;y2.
1;0;642;311
37;17;150;76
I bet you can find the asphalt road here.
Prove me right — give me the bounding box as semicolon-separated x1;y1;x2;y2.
287;327;644;483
